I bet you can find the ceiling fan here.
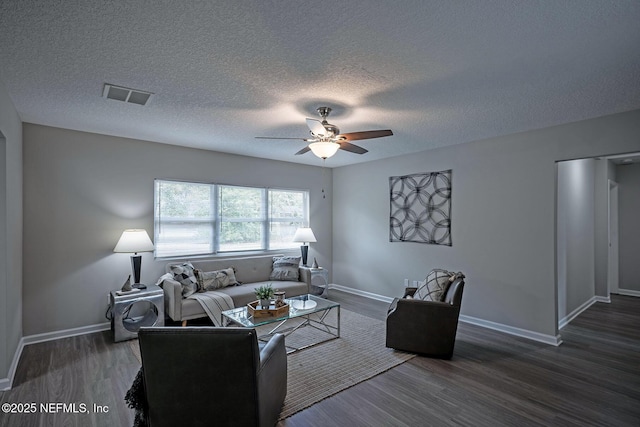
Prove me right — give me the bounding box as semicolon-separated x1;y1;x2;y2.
256;107;393;159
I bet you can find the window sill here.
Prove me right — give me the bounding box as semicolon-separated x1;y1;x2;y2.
155;248;299;262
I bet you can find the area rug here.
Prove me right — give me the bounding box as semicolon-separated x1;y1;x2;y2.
128;309;415;420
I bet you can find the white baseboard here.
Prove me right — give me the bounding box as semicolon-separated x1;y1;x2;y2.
0;337;24;391
331;284;562;346
330;284;394;304
559;297;598;330
615;288;640;298
460;314;563;346
1;322;110;390
595;295;611;304
21;322;110;346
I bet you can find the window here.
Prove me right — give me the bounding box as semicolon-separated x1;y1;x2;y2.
154;181;214;258
154;180;309;258
218;185;265;252
268;189;308;250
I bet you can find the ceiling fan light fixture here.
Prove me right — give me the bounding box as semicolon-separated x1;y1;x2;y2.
256;106;393;159
309;141;340;159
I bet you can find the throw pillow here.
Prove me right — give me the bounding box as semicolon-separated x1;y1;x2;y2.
195;267;239;292
270;256;301;281
169;262;198;298
414;269;454;302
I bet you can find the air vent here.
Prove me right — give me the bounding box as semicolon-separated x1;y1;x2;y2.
103;83;153;106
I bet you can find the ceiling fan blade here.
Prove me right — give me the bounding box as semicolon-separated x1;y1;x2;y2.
338;141;368;154
337;129;393;141
306;118;327;136
295;146;311;155
255;136;309;141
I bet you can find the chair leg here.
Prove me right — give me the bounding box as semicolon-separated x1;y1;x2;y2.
182;320;187;327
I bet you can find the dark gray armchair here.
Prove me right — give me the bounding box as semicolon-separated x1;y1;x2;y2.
386;277;465;359
137;327;287;427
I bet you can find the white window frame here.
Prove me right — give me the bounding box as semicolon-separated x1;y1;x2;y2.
154;179;309;258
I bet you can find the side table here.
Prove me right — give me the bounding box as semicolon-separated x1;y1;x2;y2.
301;266;330;298
110;283;164;342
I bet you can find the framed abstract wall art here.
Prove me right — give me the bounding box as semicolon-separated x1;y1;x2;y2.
389;170;452;245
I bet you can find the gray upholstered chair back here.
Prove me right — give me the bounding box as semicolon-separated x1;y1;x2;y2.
443;278;464;305
138;327;286;427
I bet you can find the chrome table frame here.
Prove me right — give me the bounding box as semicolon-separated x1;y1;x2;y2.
221;294;340;354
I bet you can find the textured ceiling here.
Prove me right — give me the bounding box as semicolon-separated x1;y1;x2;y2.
1;1;640;167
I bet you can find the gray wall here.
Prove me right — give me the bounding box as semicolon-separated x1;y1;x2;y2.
15;110;640;342
618;162;640;292
557;159;595;321
333;109;640;338
0;79;23;386
22;124;332;336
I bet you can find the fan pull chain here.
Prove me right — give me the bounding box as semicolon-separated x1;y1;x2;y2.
321;159;327;199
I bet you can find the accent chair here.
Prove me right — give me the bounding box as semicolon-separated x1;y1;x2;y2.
386;274;465;359
138;326;287;427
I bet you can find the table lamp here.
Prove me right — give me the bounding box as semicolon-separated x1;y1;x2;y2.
114;229;155;288
292;227;316;266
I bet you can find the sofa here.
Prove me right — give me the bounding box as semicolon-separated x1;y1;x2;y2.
160;254;311;325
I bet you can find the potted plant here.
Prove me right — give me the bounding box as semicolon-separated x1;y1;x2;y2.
255;284;275;309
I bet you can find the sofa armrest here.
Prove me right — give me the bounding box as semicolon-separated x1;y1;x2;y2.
257;333;287;426
160;278;183;321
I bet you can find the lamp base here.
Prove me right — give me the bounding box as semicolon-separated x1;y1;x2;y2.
300;245;309;266
130;254;142;284
132;283;147;289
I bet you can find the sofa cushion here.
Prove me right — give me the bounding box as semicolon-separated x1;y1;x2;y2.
414;269;454;302
195;267;239;291
270;256;301;281
169;262;199;297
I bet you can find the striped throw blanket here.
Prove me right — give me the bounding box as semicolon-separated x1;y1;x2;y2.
187;291;234;326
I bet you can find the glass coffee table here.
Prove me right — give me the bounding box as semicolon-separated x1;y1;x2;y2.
221;294;340;354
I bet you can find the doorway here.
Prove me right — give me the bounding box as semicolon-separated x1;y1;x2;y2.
607;180;619;295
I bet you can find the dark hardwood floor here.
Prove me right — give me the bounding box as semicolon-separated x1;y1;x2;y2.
1;291;638;427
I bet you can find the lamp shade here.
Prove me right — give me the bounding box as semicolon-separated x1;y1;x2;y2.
309;142;340;159
292;227;317;243
114;229;155;253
